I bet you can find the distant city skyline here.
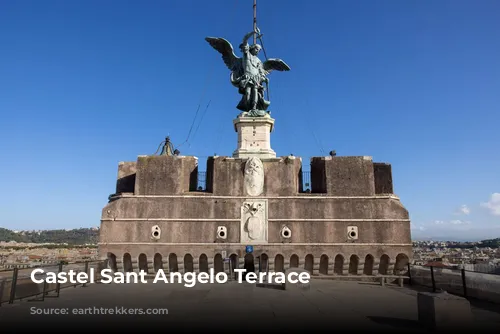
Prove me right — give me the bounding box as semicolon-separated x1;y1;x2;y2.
0;0;499;240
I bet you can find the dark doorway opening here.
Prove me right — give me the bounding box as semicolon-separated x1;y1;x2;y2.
230;254;239;279
199;254;208;273
243;253;255;279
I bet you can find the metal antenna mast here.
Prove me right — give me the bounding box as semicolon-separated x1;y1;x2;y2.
253;0;257;44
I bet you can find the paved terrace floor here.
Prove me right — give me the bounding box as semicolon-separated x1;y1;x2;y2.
1;279;500;332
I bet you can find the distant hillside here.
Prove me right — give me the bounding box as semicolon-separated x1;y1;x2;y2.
449;238;500;248
479;238;500;248
0;227;99;245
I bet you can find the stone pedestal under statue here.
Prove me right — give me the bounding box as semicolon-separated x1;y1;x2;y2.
232;113;276;159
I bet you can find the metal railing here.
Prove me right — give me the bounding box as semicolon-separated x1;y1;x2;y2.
197;170;312;193
407;263;500;303
301;171;311;193
0;260;105;306
197;172;206;191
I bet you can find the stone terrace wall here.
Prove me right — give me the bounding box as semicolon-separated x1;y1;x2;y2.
410;266;500;304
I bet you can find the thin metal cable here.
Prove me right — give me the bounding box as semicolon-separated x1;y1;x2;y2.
190;100;211;143
177;60;214;149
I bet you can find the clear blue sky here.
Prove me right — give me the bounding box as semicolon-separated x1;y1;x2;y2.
1;0;499;240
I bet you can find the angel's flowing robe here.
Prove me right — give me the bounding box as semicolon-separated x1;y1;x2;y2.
231;43;270;112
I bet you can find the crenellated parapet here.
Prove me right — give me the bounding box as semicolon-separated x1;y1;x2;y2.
113;155;395;197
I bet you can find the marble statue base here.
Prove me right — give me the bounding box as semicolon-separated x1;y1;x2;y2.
232;113;276;159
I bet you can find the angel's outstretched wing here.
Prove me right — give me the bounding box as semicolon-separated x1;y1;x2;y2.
205;37;240;71
262;58;291;74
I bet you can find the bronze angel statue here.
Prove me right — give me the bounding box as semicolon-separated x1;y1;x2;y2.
206;28;290;117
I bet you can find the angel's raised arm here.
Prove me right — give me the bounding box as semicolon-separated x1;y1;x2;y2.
242;31;254;44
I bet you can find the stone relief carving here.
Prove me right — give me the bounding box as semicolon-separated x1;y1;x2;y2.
240;199;268;244
244;157;264;196
244;202;264;240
